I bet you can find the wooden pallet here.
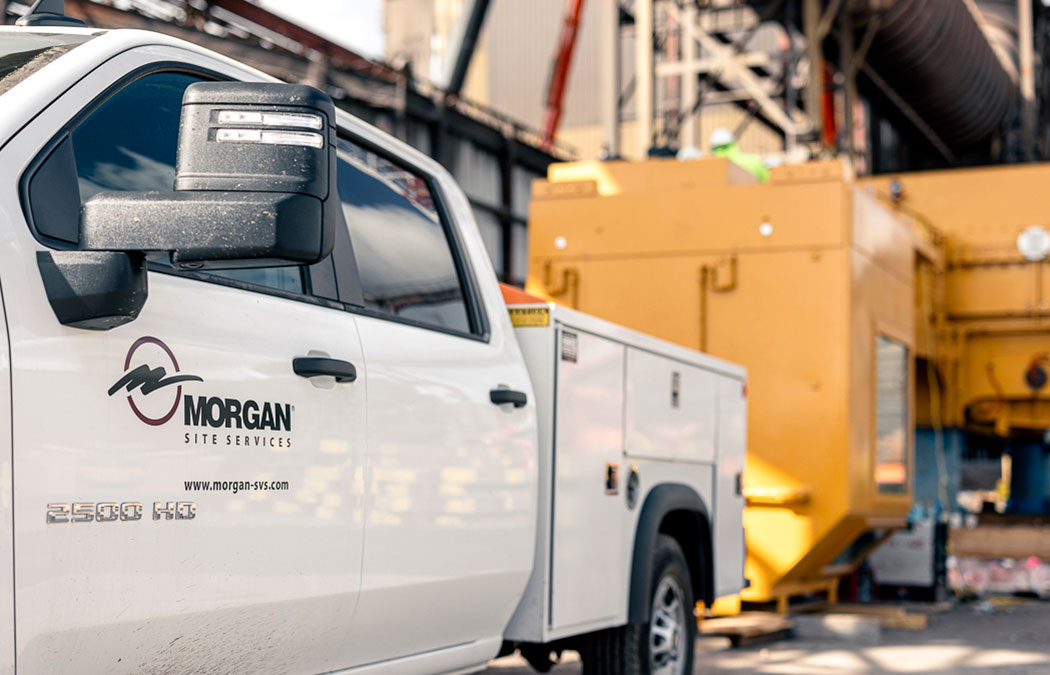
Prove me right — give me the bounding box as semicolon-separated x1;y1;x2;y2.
950;524;1050;559
799;603;929;630
700;612;793;647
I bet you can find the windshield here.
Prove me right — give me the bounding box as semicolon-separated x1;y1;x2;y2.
0;32;95;96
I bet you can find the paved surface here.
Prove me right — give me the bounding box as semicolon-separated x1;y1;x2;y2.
487;599;1050;674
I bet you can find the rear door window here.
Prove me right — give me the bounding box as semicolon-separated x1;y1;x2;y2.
335;138;474;335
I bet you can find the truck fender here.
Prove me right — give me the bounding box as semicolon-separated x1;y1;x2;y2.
627;483;714;623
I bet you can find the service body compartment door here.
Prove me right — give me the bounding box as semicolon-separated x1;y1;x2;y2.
714;376;747;597
550;327;627;631
624;348;717;463
1;48;367;674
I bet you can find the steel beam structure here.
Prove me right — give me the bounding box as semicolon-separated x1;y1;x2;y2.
635;0;654;155
646;0;809;156
600;0;621;157
443;0;493;97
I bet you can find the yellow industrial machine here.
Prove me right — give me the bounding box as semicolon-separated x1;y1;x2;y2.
861;165;1050;445
525;158;935;608
861;165;1050;521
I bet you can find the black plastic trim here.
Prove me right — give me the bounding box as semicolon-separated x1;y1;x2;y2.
292;356;357;383
25;134;79;243
489;388;527;407
627;483;715;623
340;303;492;343
307;253;338;302
429;176;491;341
36;250;146;330
328;196;365;307
147;264;343;311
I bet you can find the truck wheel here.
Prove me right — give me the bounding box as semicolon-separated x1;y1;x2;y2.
645;534;695;675
519;644;560;672
580;535;696;675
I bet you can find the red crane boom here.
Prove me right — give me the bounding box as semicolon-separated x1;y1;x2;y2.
541;0;586;151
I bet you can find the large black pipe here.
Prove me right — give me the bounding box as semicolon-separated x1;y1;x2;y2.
445;0;493;97
856;0;1016;150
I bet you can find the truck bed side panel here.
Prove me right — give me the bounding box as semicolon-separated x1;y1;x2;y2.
715;377;747;598
507;302;745;642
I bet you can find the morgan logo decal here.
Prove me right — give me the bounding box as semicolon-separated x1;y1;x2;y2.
108;337;294;447
108;336;202;426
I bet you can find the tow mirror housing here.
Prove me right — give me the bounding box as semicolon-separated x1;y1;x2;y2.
82;82;337;269
39;82;338;329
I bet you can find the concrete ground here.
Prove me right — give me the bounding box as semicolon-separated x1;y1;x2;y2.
487;599;1050;674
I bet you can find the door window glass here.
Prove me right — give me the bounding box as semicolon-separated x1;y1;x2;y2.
335;138;472;334
69;71;303;294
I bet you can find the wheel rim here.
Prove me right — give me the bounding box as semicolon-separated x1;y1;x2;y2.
649;574;688;675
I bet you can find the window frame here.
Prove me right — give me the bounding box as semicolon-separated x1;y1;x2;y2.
17;62;340;310
329;130;491;343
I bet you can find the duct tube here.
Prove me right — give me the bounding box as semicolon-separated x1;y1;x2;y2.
856;0;1017;149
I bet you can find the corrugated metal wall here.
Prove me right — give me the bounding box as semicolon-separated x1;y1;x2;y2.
486;0;604;129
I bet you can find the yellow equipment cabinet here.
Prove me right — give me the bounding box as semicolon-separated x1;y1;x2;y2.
861;165;1050;524
526;158;926;607
861;165;1050;440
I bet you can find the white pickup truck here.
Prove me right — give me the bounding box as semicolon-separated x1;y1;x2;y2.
0;7;746;675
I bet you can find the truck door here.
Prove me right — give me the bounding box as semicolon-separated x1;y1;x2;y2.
0;51;366;674
329;133;538;666
0;274;12;675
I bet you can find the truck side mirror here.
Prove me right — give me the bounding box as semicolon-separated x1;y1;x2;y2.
38;82;338;330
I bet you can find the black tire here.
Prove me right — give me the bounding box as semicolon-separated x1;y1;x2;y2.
580;535;696;675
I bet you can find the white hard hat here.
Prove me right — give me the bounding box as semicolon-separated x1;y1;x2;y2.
676;146;702;161
710;127;735;148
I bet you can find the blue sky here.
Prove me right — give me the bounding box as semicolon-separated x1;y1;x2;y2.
258;0;384;59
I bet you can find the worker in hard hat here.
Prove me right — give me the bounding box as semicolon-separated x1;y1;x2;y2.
710;127;770;183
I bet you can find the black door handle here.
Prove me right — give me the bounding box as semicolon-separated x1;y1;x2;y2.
490;389;527;408
293;357;357;383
